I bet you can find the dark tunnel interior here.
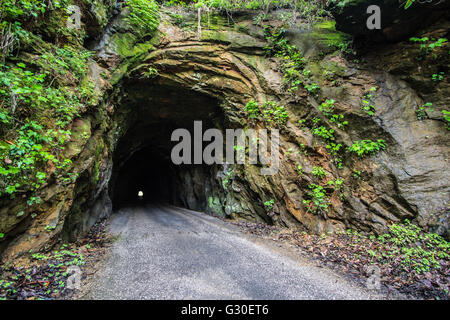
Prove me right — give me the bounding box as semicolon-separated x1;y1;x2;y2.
112;146;177;208
109;79;230;212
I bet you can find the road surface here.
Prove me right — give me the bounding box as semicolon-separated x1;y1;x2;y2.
80;205;385;299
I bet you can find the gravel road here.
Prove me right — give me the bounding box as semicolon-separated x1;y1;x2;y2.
80;205;385;300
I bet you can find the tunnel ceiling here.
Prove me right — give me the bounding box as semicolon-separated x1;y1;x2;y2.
113;77;228;167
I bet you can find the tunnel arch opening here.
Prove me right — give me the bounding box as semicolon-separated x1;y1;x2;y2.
108;77;232;214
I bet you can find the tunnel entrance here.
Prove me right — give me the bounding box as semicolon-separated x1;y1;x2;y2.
109;77;231;214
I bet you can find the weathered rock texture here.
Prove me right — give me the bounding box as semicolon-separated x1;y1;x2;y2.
329;0;449;41
1;3;449;261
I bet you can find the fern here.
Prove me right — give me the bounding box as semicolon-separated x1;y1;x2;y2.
125;0;160;37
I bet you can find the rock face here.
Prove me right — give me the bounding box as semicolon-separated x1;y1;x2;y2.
328;0;450;41
0;5;449;261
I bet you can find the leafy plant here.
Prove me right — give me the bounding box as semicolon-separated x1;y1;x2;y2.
312;166;327;179
348;139;386;158
244;99;289;127
261;101;289;127
263;199;275;212
327;178;344;191
416;102;432;120
442;110;450;130
318;99;348;129
361;87;377;116
312;126;334;140
296;163;304;176
304;83;320;94
409;37;448;58
432;72;444;82
125;0;160;38
303;184;329;214
318;99;335;118
402;0;415;9
378;219;449;273
244;99;260;119
143;66;159;78
263;26;306;93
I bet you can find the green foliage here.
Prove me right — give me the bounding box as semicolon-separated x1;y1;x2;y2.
261;101;289;127
348;139;386;158
409;37;428;43
303;184;329;214
312;166;327;179
244;99;260;119
431;72;444;82
263;199;275;212
244;99;289;127
361;87;377;116
304;83;320;94
45;225;56;232
0;0;71;60
442;110;450;130
263;26;306;93
327;178;343;191
427;38;448;51
0;0;48;20
318;99;335;118
295;0;328;25
325;142;342;156
191;0;298;11
0;120;73;198
416;102;432;120
312;126;334;140
296;163;304;176
0;61;86;199
222;168;233;189
319;99;347;129
402;0;415;9
409;37;448;59
169;12;188;27
352;169;361;179
143;66;159;78
125;0;160;37
376;219;449;273
0;1;96;202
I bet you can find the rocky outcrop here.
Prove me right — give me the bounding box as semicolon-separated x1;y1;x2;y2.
328;0;450;41
1;5;449;261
